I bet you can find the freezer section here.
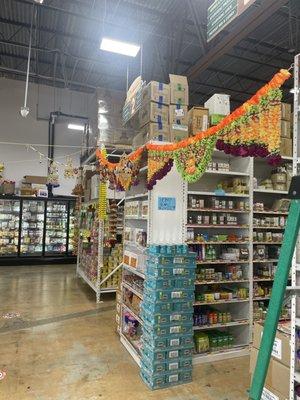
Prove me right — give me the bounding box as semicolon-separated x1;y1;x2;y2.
45;201;68;254
20;200;45;255
0;199;20;256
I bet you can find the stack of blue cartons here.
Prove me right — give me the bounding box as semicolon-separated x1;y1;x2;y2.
140;244;196;390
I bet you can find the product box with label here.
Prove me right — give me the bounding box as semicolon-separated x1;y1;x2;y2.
133;122;170;147
281;120;291;138
250;347;290;399
252;322;290;367
261;384;288;400
188;106;209;135
140;101;169;127
204;93;230;116
142;81;170;105
281;102;291;121
169;74;189;106
24;175;47;184
169;105;188;126
280;138;292;157
170;125;189;142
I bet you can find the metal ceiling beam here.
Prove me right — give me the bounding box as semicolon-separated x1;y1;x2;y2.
0;65;123;93
185;0;289;81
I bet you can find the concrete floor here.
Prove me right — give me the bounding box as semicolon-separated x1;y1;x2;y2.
0;264;250;400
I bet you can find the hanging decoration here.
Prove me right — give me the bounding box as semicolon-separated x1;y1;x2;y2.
64;157;79;179
95;69;291;188
173;136;218;183
0;162;4;181
96;146;144;191
98;148;107;220
47;162;60;187
147;152;173;190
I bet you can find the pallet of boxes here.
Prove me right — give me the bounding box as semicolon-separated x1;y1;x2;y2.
250;322;291;400
280;103;292;158
133;74;189;148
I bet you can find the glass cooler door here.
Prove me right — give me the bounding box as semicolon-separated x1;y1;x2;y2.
20;200;45;256
45;200;68;255
0;199;20;257
68;202;75;254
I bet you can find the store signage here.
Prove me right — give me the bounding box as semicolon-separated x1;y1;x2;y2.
207;0;257;41
158;197;176;211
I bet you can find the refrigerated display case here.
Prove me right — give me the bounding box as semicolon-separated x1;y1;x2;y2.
0;199;20;257
21;200;45;256
0;195;76;265
68;202;75;254
45;200;68;254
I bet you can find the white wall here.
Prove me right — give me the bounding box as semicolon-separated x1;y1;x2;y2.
0;77;94;195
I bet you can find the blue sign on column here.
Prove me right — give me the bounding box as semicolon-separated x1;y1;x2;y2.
158;197;176;211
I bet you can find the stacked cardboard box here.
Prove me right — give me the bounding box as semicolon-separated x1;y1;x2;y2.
169;75;189;142
204;93;230;126
122;76;145;125
135;81;170;146
280;103;292;157
140;245;196;390
250;322;290;400
188;106;209;136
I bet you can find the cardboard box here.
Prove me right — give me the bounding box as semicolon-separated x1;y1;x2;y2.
169;105;188;126
140;101;169;127
281;120;291;138
133;122;170;148
252;323;290;367
204;93;230;115
142;81;170;105
210;114;225;126
170;125;189;142
281;103;291;121
250;347;290;399
259;384;288;400
169;74;189;105
24;175;47;184
280;138;292;157
188;106;209;135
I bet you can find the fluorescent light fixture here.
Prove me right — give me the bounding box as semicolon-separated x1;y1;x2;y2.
100;37;140;57
68;123;84;131
34;0;44;3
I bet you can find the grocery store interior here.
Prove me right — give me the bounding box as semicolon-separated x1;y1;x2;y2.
0;1;299;399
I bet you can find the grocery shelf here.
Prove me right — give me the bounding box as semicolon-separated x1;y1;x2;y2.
253;259;278;263
253;210;288;215
187;208;248;213
120;333;141;367
253;296;270;301
187;224;248;229
195;279;249;285
122;281;143;299
194;298;249;306
122;303;143;325
196;260;249;265
253;277;274;282
254;188;288;195
188;191;249;198
123;263;145;279
187;241;249;245
193;319;249;331
253;242;282;245
77;267;97;292
125;193;148;201
193;345;249;364
253;226;284;230
204;170;249;177
125;216;147;221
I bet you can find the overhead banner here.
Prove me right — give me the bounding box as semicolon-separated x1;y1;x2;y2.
207;0;257;41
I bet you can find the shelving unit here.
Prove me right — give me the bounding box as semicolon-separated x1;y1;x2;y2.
119;163;187;366
76;197;124;302
186;152;252;363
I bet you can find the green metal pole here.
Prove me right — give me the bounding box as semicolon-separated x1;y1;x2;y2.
249;199;300;400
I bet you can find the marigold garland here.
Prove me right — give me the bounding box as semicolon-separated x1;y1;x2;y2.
95;69;291;188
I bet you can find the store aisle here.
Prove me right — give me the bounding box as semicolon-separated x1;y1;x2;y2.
0;265;250;400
